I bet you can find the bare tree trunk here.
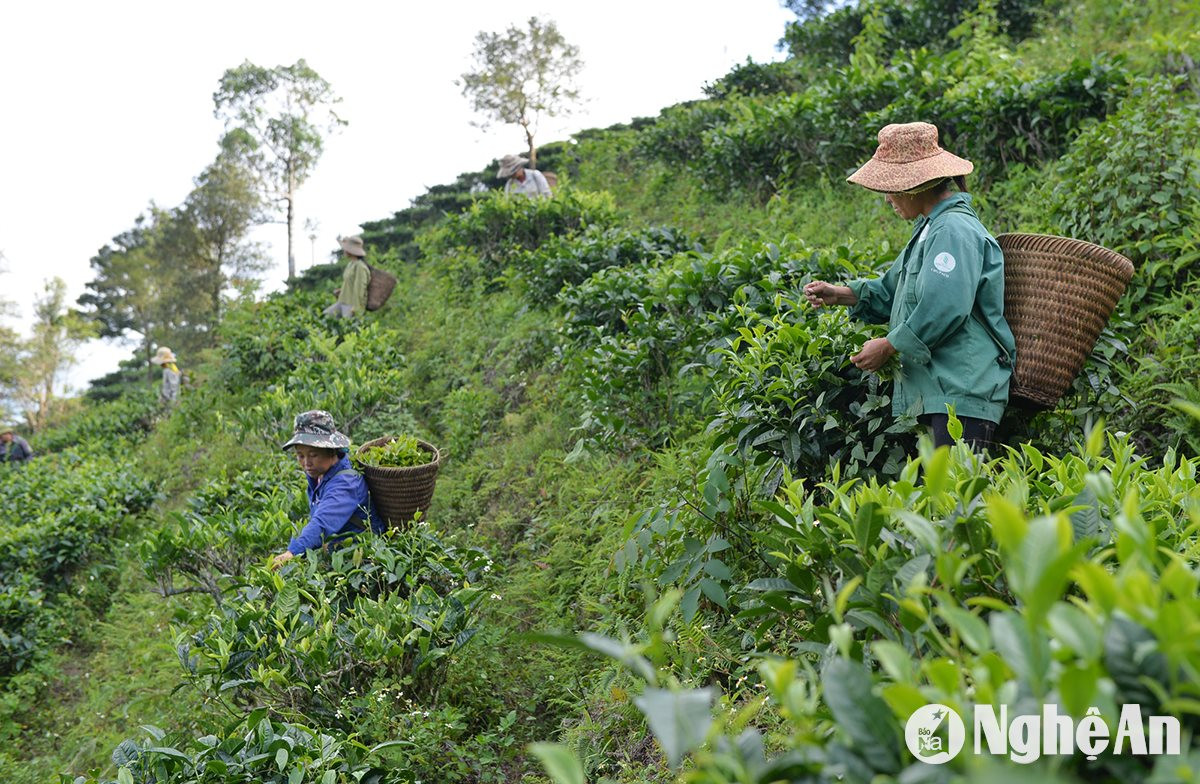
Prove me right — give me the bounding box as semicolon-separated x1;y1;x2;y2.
286;159;296;280
142;318;156;381
524;122;537;168
213;247;225;327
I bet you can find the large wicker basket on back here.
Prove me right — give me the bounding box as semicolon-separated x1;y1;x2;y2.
356;436;442;528
997;233;1134;409
365;265;398;311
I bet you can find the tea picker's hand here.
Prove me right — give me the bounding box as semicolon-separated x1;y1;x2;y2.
851;338;896;371
803;281;855;308
271;551;295;570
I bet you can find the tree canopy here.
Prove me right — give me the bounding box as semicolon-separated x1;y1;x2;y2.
459;16;583;167
214;59;346;280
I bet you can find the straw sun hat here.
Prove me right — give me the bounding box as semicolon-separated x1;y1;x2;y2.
339;235;366;258
150;346;177;365
848;122;973;193
497;154;528;179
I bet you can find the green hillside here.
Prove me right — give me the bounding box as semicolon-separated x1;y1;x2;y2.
3;1;1200;782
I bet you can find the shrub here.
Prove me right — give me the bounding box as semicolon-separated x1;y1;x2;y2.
217;289;361;387
570;429;1200;782
560;236;886;451
225;323;407;448
0;452;157;675
781;0;1044;67
35;386;158;454
175;530;491;725
633;101;736;170
710;305;916;483
92;713;409;784
704;58;809;99
422;190;618;288
139;456;304;602
512;225;700;306
1043;76;1200;300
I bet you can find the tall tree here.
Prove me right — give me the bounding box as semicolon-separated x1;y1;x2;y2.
459;17;583;167
214;59;346;280
78;209;211;375
184;130;268;317
3;278;92;431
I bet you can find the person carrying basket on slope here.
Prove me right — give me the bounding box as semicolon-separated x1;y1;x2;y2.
150;346;182;406
272;410;382;570
324;235;371;319
803;122;1016;450
0;425;33;465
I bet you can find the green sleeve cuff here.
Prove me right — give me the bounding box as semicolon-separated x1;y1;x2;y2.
887;322;931;366
846;280;871;319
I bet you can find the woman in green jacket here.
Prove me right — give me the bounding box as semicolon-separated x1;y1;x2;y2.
803;122;1016;449
324;235;371;319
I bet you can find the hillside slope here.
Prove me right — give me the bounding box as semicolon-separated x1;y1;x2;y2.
4;1;1200;782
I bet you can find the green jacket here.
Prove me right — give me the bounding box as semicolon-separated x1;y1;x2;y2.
337;257;371;315
847;193;1016;424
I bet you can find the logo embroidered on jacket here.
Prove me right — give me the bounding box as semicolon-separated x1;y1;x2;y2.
933;252;956;275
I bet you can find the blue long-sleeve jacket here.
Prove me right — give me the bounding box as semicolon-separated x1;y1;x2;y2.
288;456;382;555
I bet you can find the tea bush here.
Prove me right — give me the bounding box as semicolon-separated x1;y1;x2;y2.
225;324;406;447
512;225;699;306
139;457;304;602
711;304;915;483
217;289;362;388
422;190;618;288
550;428;1200;782
83;712;409;784
560;237;886;451
175;529;490;725
0;452;157;675
665;52;1127;198
35;386;158;454
1043;75;1200;300
782;0;1044;67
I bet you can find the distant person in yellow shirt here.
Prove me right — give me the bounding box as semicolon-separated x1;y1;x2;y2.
150;346;181;406
324;235;371;319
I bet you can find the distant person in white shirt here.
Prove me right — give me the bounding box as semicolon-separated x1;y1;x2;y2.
497;154;552;199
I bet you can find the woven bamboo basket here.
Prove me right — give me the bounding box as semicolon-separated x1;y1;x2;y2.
355;436;442;528
997;233;1134;409
365;265;397;311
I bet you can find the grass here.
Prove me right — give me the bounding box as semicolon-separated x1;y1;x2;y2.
1;554;207;782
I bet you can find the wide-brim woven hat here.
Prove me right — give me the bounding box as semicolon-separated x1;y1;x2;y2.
281;409;352;451
150;346;177;365
497;154;528;179
339;235;366;258
848;122;974;193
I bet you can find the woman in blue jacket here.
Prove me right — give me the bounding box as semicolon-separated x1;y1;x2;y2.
271;410;381;569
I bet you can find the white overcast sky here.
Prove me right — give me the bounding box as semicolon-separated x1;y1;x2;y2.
0;0;793;391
